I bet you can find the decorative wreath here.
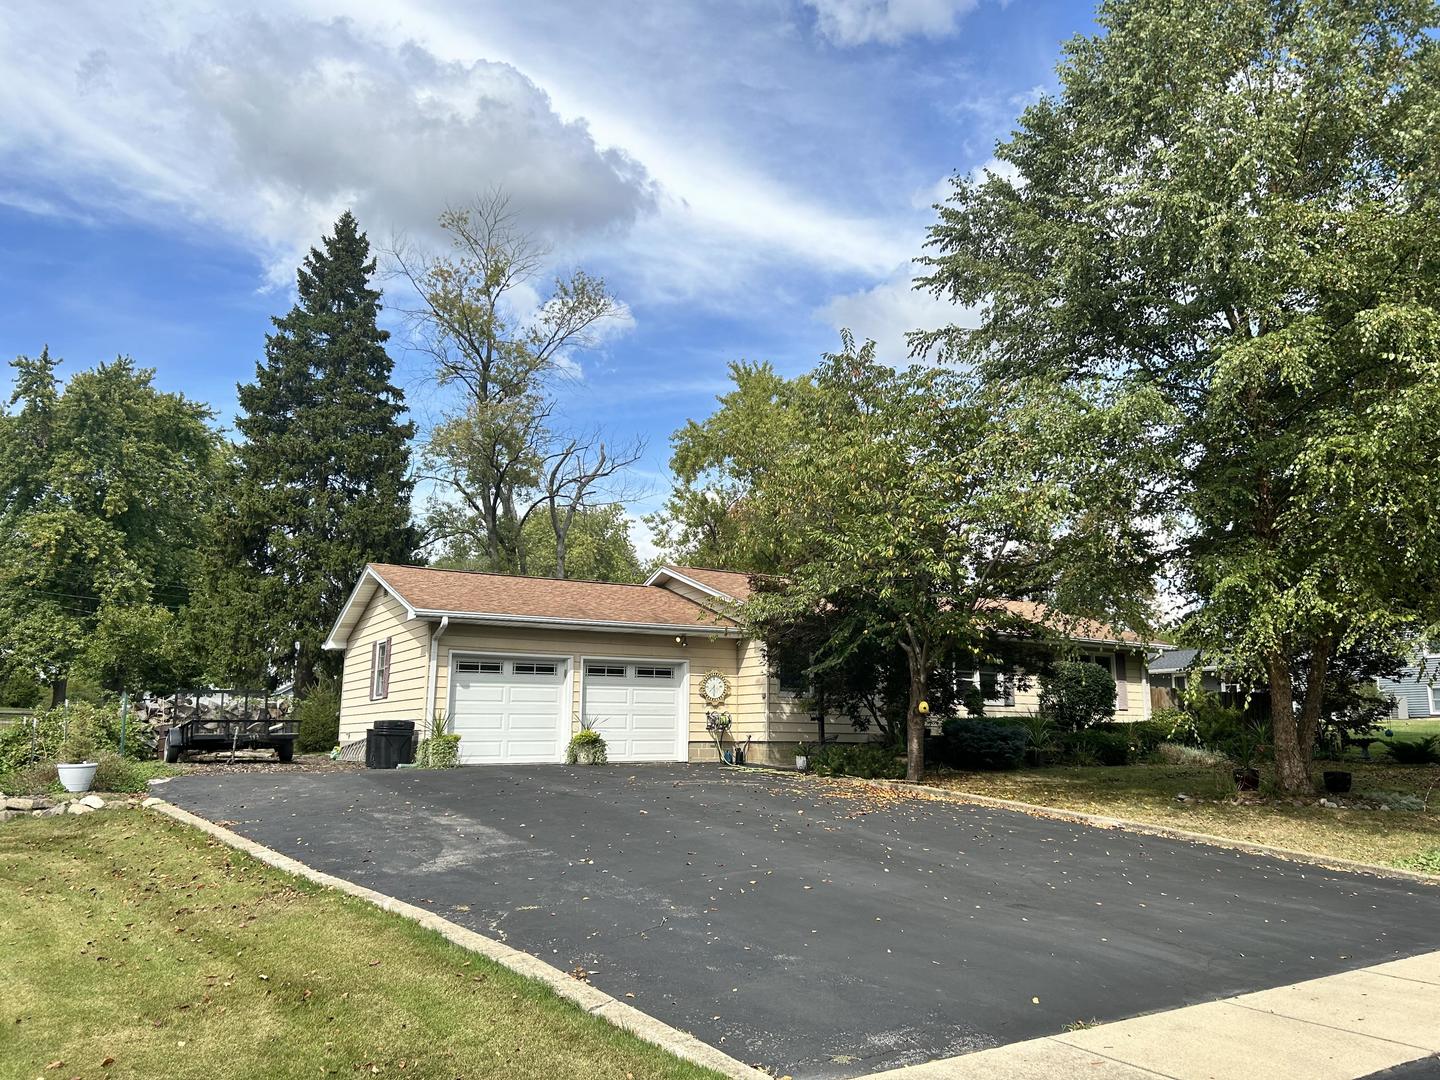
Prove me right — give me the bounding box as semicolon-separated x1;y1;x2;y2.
699;670;732;706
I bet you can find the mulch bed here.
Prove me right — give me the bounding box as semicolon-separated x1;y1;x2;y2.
173;751;361;776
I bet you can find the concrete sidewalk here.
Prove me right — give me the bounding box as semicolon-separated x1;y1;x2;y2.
867;951;1440;1079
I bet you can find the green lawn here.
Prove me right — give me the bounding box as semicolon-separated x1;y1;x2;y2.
926;761;1440;872
0;812;725;1080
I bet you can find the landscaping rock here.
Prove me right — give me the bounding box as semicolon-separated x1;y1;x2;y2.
0;809;22;822
67;801;95;815
5;796;51;811
79;794;106;810
141;797;163;808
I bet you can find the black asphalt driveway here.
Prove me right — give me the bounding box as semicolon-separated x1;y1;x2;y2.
162;764;1440;1078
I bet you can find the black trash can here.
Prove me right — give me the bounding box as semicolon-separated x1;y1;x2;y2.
366;720;416;769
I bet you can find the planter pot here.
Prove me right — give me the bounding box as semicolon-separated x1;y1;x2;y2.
57;762;98;793
795;755;808;772
1323;770;1352;794
1233;767;1260;792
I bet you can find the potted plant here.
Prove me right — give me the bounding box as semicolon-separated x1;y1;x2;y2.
56;712;100;793
795;742;813;772
1229;720;1266;792
1323;770;1352;794
566;717;608;765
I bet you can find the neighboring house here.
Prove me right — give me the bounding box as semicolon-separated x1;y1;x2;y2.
324;562;1162;768
1147;648;1224;702
1376;647;1440;719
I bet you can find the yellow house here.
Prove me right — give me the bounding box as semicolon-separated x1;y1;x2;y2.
323;562;1159;766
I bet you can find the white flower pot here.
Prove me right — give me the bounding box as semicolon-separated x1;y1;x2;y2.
795;755;808;772
57;762;98;793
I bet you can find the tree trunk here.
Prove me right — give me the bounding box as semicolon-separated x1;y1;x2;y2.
902;635;929;782
50;677;67;708
1267;651;1310;794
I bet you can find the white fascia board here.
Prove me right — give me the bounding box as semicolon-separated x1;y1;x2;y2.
413;609;742;637
322;567;419;651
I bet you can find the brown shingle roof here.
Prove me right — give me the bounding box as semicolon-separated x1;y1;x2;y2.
987;599;1148;646
665;565;756;601
370;564;736;630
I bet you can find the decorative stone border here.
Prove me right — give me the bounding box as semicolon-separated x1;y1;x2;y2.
145;799;764;1080
858;778;1440;886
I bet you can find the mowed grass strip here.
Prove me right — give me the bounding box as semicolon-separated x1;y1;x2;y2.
926;762;1440;870
0;812;725;1080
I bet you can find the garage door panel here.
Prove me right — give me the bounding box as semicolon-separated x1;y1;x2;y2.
581;661;684;763
450;658;566;765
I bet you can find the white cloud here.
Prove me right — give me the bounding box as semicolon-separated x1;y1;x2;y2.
803;0;980;45
1;12;656;286
820;261;982;362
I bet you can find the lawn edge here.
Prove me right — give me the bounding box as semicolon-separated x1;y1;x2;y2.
146;799;764;1079
856;779;1440;886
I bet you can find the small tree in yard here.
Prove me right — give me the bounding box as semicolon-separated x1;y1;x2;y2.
918;0;1440;793
1039;661;1116;732
740;334;1157;780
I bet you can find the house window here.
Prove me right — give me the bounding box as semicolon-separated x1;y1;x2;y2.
1429;685;1440;716
961;669;1012;707
635;666;674;679
587;664;626;678
456;660;502;674
776;658;807;694
370;638;391;700
512;661;556;676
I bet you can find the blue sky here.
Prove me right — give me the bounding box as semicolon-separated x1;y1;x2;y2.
0;0;1097;557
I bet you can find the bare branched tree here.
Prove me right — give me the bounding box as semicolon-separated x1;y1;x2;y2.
389;191;643;577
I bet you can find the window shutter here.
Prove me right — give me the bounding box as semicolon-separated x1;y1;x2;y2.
1004;673;1015;708
1114;652;1128;710
381;636;392;699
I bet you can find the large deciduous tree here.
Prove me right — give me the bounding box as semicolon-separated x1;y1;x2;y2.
219;211;417;692
917;0;1440;793
697;333;1157;779
0;349;218;702
392;193;642;580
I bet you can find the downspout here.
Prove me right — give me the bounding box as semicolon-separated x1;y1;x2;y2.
424;617;450;733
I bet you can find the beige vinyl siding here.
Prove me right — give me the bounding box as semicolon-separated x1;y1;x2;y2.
432;624;746;762
981;647;1149;719
338;590;431;743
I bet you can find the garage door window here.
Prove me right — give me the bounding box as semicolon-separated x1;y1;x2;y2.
587;664;626;677
635;665;674;679
456;660;502;674
512;661;557;675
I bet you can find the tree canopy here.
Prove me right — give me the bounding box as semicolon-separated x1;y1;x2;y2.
918;0;1440;791
0;349;219;701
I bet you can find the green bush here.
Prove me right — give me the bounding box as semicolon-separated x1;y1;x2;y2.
809;742;905;779
0;761;59;796
939;717;1028;770
294;681;341;753
1127;719;1171;754
0;702;141;773
416;734;461;768
1190;695;1251;752
1058;726;1132;766
1385;736;1440;765
1038;661;1116;731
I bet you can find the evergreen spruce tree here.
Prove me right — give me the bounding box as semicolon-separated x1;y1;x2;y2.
221;212;416;693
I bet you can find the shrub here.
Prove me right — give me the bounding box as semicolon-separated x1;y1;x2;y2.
294;681;341;753
417;734;461;768
565;729;608;765
1012;712;1056;765
92;754;177;793
1127;719;1171;754
0;702;141;772
939;717;1028;771
1190;695;1251;752
1154;706;1200;745
1057;726;1131;766
809;742;905;779
0;761;59;796
1384;736;1440;765
1151;741;1227;766
1038;661;1116;731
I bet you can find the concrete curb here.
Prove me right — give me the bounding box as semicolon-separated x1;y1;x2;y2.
856;778;1440;886
147;800;764;1080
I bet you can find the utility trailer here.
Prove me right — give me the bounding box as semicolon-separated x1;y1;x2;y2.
156;689;297;763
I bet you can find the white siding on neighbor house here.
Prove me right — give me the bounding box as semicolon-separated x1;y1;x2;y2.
337;590;431;744
1378;655;1440;718
432;623;745;762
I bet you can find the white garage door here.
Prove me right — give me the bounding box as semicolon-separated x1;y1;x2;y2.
450;656;568;764
582;660;685;762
